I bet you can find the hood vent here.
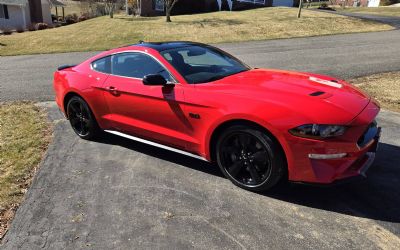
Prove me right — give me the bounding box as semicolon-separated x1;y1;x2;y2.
309;91;325;96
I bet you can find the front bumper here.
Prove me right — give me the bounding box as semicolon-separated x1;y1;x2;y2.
285;100;381;184
292;128;380;186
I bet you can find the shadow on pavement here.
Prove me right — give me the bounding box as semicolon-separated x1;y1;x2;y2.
94;133;223;177
96;133;400;224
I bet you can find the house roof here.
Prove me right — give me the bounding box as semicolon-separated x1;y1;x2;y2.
0;0;28;6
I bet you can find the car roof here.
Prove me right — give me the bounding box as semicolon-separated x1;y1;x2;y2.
129;41;210;52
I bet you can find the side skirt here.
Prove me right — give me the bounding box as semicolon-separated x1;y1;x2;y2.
104;130;209;162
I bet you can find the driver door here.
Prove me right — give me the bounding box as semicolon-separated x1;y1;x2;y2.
101;52;192;150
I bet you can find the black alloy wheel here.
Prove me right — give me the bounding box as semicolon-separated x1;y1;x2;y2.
67;96;100;140
216;125;285;191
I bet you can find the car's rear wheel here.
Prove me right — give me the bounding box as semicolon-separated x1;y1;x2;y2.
216;125;285;192
66;96;100;140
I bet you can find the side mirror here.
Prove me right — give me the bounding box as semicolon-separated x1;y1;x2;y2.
143;74;168;86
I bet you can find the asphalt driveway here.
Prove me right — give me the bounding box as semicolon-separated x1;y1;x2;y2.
1;103;400;249
1;29;400;102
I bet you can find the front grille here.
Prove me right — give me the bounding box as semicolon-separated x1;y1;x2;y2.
357;120;378;148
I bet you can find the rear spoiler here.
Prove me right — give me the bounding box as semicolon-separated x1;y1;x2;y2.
57;64;77;71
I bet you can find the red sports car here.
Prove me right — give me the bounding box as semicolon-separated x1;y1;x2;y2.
54;41;381;191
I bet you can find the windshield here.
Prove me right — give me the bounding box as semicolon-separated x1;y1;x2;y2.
160;45;250;84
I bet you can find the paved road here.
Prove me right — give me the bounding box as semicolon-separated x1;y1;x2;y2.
315;9;400;29
1;29;400;102
1;103;400;249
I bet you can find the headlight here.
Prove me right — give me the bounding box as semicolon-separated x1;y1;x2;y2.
289;124;346;139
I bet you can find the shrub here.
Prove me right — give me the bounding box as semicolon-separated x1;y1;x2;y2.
78;13;90;22
35;23;48;30
380;0;398;5
65;18;76;25
78;16;87;22
1;28;13;35
65;14;78;25
27;23;36;31
16;26;25;33
318;3;336;11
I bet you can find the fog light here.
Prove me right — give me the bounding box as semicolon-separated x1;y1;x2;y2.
308;153;347;159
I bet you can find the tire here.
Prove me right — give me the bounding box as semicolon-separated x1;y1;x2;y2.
215;125;286;192
66;96;101;140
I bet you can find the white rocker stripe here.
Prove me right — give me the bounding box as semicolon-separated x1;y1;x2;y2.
104;130;209;162
309;76;343;89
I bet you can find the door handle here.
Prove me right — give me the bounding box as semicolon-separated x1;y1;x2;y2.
105;86;119;95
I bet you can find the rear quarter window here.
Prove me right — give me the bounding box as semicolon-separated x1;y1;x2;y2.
91;56;111;74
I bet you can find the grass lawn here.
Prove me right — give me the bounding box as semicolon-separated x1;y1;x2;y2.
351;72;400;112
336;7;400;17
0;7;393;56
0;103;51;240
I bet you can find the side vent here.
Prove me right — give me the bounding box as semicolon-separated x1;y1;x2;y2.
309;91;325;96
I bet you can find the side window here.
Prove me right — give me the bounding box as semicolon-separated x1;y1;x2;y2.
111;53;172;81
154;0;164;11
0;4;9;19
173;49;232;67
91;56;111;74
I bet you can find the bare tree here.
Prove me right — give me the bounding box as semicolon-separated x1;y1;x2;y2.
165;0;179;22
80;0;100;17
80;0;103;17
297;0;303;18
342;0;349;9
131;0;141;16
104;0;118;18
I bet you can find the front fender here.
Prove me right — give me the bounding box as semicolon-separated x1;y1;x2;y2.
202;113;292;167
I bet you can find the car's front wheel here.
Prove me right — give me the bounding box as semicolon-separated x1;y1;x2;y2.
216;125;286;192
66;96;100;140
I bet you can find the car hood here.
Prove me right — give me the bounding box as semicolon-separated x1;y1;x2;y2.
206;69;371;124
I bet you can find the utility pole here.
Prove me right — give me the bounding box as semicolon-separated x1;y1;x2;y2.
126;0;129;15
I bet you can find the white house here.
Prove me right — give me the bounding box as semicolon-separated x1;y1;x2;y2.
0;0;52;30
